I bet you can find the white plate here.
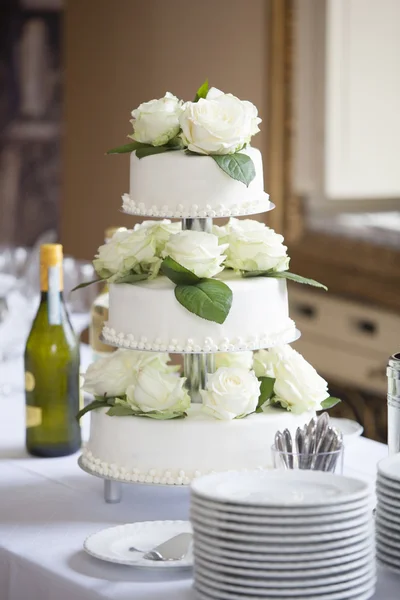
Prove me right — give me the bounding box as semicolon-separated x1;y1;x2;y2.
376;532;400;553
376;547;400;569
376;552;400;574
377;473;400;491
375;512;400;532
376;480;400;500
375;520;400;542
83;520;192;568
376;506;400;526
330;418;364;444
194;568;375;596
194;557;374;588
378;454;400;483
194;581;376;600
190;511;370;535
191;493;371;517
376;497;400;516
193;529;372;554
191;500;368;526
193;536;373;565
191;471;370;507
192;519;372;544
193;548;374;579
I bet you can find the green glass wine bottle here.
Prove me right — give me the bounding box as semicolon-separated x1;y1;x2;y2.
25;244;81;457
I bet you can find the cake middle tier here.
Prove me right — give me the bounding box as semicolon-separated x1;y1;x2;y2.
103;272;298;352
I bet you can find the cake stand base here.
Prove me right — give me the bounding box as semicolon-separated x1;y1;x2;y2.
77;456;189;503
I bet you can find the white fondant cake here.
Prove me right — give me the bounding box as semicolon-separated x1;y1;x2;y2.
82;405;314;485
103;272;298;353
122;147;272;218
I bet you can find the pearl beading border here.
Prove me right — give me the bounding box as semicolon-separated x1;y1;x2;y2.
82;447;202;485
81;447;269;486
102;322;298;353
121;193;273;219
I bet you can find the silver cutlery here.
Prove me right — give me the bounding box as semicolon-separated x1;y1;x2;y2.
129;532;192;561
274;413;343;472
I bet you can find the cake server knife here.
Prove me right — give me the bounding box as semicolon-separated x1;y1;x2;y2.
129;532;193;561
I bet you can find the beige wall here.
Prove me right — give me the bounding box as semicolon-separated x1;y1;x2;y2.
63;0;269;258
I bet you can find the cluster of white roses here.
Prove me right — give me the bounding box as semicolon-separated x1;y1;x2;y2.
201;345;329;420
93;218;290;283
82;345;329;421
82;349;190;416
130;88;261;156
93;220;181;282
213;218;290;273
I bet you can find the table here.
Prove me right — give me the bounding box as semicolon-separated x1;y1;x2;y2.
1;348;399;600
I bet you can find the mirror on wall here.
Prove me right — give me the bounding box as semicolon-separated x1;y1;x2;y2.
293;0;400;248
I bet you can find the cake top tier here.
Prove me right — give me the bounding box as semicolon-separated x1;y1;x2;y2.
107;81;272;218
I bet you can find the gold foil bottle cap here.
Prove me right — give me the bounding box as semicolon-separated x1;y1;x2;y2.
105;227;127;243
40;243;63;266
40;244;63;291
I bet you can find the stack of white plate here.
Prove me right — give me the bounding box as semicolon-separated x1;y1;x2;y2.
376;453;400;574
191;470;375;600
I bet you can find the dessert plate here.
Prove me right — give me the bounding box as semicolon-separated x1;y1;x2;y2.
84;520;192;568
194;558;374;589
375;507;400;526
376;497;400;516
194;581;376;600
191;520;372;544
191;494;371;516
190;512;370;534
330;418;363;445
191;500;368;525
377;473;400;491
193;548;374;579
193;529;372;553
194;568;375;596
376;481;400;500
377;454;400;483
375;520;400;542
193;537;372;565
191;471;370;507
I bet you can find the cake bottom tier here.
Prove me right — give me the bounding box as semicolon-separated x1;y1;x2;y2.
82;406;314;485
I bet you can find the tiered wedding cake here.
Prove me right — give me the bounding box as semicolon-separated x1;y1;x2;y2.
79;83;336;485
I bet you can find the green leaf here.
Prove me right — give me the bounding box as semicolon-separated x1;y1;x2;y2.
242;269;327;291
71;278;103;292
106;141;148;155
256;377;276;412
175;279;232;324
211;153;256;187
320;396;341;410
161;257;200;285
193;79;209;102
137;411;187;420
106;405;137;416
135;146;178;159
76;398;110;420
114;272;149;284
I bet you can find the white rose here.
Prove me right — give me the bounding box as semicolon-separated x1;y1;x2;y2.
126;367;190;414
130;92;183;146
213;218;265;244
215;351;254;370
93;227;160;281
225;221;290;272
254;345;329;414
82;350;175;398
163;231;228;278
134;219;181;254
179;87;261;155
201;367;260;420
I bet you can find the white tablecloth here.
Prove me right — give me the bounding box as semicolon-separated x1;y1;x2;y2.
1;347;399;600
